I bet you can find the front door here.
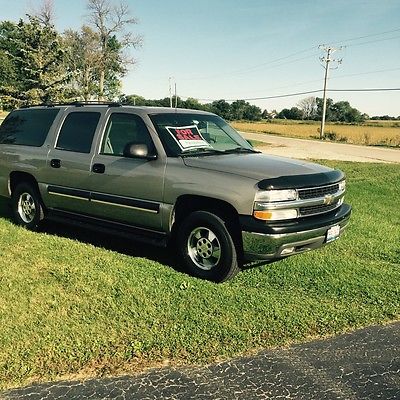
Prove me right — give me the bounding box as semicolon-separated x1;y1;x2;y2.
88;112;165;230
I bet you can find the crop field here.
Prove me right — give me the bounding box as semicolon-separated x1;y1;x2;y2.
0;161;399;390
232;120;400;147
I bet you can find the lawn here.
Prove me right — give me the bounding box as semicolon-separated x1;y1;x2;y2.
232;120;400;147
0;161;399;389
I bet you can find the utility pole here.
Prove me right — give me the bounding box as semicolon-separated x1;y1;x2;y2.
319;45;343;139
169;77;173;108
174;82;178;108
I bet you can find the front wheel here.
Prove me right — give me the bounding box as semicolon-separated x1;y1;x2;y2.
11;183;45;231
177;211;240;282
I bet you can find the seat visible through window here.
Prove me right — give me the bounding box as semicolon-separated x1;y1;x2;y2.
101;113;154;156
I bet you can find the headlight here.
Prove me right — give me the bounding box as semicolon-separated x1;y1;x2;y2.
253;207;298;221
338;180;346;191
255;189;297;202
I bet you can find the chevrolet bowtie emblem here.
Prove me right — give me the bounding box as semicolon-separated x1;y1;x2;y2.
323;194;335;205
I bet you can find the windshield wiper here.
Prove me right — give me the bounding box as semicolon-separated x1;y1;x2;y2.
223;147;261;154
180;147;225;157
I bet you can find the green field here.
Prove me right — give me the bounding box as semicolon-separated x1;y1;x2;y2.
0;161;399;389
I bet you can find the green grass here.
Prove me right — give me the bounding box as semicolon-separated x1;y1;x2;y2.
0;161;399;389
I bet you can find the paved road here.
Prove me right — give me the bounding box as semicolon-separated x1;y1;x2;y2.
2;322;399;400
243;132;400;163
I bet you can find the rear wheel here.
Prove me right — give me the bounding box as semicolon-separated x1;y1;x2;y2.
11;182;45;230
177;211;240;282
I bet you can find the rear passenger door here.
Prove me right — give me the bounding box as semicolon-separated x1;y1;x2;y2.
88;111;165;230
43;110;101;214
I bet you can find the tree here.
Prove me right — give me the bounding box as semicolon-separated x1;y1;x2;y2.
297;96;317;119
210;100;231;120
86;0;142;100
29;0;55;26
315;97;334;121
120;93;147;106
243;104;262;121
330;101;365;123
64;26;102;101
0;17;69;107
230;100;247;120
181;97;210;111
278;107;303;120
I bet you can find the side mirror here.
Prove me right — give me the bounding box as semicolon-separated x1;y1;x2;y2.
123;143;157;160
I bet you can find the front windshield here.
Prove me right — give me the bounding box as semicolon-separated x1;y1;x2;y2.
149;113;255;157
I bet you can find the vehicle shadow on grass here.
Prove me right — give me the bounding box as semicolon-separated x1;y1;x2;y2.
0;197;265;274
0;197;181;273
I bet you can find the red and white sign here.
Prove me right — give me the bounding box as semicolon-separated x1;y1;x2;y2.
166;125;211;150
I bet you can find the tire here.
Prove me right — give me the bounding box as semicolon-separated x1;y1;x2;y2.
177;211;240;282
11;182;45;231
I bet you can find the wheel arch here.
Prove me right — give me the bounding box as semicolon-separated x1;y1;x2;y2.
9;171;40;196
171;194;243;255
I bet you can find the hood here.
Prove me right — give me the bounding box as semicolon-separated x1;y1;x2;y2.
182;153;338;185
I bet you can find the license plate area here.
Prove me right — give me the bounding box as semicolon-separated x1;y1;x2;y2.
326;225;340;243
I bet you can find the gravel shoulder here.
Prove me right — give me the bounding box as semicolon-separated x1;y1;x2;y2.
243;132;400;163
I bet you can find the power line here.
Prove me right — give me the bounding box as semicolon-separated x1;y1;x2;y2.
216;48;317;76
180;88;400;102
217;66;400;97
181;48;318;81
180;27;400;82
331;88;400;92
344;34;400;48
331;27;400;45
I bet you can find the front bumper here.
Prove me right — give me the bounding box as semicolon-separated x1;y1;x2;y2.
241;204;351;261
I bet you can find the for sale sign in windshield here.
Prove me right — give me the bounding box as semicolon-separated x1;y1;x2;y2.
166;125;211;150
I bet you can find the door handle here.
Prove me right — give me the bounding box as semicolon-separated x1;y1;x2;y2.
50;159;61;168
92;163;105;174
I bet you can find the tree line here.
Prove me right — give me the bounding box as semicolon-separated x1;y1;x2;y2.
121;95;264;121
122;95;396;123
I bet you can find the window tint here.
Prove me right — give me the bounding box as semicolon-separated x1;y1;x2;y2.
0;109;59;146
56;112;100;153
101;113;154;156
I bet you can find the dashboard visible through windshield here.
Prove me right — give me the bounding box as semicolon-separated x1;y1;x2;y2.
149;113;256;156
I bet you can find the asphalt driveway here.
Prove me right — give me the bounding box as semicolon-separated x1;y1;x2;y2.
2;322;399;400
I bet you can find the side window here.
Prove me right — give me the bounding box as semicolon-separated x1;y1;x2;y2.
101;113;154;156
0;109;59;146
56;112;100;153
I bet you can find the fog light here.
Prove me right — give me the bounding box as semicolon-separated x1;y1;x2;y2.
281;247;295;255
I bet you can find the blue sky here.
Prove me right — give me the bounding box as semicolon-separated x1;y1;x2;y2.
1;0;400;116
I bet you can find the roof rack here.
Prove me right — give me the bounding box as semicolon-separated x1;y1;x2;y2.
21;101;123;108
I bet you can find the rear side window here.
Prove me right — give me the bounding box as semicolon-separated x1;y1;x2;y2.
56;112;100;153
0;109;59;146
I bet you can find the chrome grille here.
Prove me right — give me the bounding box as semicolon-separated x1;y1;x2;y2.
298;183;339;200
300;201;339;216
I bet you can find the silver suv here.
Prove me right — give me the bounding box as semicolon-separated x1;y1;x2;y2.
0;103;351;282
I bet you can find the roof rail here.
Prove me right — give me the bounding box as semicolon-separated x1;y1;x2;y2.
21;101;123;108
